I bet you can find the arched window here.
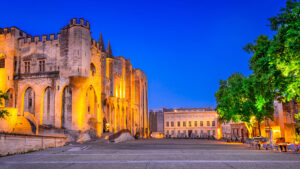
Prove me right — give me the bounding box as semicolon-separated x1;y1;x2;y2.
62;86;72;129
0;58;5;68
24;87;35;115
0;53;5;68
90;63;96;76
43;87;54;125
5;89;14;107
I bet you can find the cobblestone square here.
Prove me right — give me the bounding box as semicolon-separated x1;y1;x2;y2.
1;139;299;169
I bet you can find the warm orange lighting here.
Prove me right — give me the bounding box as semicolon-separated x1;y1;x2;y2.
217;128;221;139
0;108;18;132
39;88;45;125
0;68;7;93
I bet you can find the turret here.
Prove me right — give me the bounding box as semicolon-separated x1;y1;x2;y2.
59;18;92;77
99;33;106;52
106;40;113;58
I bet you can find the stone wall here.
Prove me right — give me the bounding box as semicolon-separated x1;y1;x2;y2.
0;133;67;156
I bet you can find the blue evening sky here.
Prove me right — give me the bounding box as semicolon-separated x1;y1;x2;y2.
0;0;286;109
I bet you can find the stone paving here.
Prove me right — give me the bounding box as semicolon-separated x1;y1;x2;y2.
0;139;299;169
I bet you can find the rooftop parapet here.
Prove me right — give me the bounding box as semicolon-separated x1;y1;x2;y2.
0;26;31;38
163;107;215;113
91;39;100;50
18;33;61;46
68;18;90;29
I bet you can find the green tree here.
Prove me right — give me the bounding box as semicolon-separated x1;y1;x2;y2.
268;0;300;102
215;0;300;136
243;35;279;135
215;73;246;123
215;73;258;134
215;73;272;136
0;90;9;119
244;0;300;121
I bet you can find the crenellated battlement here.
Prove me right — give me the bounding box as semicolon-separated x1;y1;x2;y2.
0;26;31;39
18;33;61;46
68;18;90;29
91;38;102;51
0;27;17;34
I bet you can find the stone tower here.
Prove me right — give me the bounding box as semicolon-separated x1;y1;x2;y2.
60;18;92;77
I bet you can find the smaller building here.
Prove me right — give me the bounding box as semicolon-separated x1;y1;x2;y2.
163;107;220;139
221;100;299;143
149;109;164;133
221;121;249;142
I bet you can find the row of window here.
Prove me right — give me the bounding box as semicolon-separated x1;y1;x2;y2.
166;120;215;127
166;130;216;136
23;60;45;73
22;61;95;75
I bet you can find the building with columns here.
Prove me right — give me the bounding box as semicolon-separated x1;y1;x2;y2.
0;18;149;138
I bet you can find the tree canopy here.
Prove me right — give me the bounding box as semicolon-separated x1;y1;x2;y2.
215;0;300;134
0;90;9;119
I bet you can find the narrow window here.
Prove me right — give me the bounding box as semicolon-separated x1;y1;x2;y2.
14;60;17;72
0;58;5;68
24;61;30;73
90;64;96;76
189;121;192;127
29;98;32;107
183;121;186;127
39;60;45;72
166;121;169;127
200;121;203;126
177;121;180;127
207;121;210;126
212;121;215;126
171;121;174;127
194;121;197;127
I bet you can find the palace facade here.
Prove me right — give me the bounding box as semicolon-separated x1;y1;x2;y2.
163;107;221;139
0;18;149;138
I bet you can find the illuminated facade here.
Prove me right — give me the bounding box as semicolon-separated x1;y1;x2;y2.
0;18;149;138
255;100;299;142
221;121;249;142
163;107;220;139
221;101;299;142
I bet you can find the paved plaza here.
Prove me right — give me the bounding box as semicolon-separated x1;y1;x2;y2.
0;139;300;169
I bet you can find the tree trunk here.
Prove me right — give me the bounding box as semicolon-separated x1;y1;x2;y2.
258;122;261;136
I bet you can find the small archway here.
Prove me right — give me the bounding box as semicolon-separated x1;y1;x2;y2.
62;86;72;129
86;86;97;117
116;105;120;131
122;106;126;130
42;87;54;125
24;87;35;115
111;105;115;132
126;107;129;129
85;86;97;130
5;88;14;107
90;63;96;76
